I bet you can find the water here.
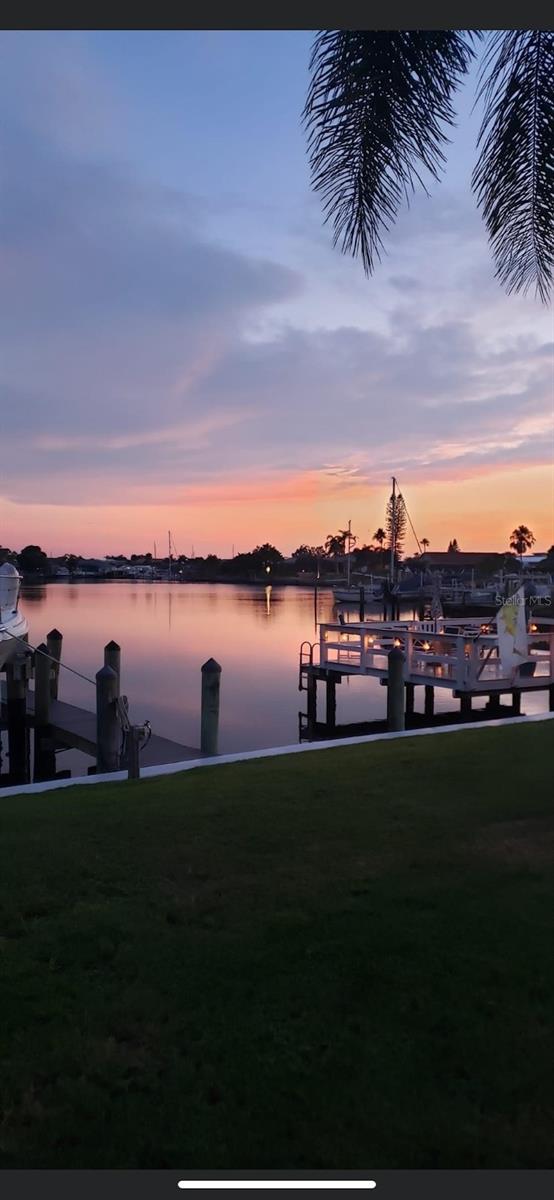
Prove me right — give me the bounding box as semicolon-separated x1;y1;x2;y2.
2;581;549;781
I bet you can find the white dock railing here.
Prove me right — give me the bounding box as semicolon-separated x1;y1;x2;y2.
318;622;554;692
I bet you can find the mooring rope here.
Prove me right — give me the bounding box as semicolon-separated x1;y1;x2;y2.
2;628;96;687
3;628;152;747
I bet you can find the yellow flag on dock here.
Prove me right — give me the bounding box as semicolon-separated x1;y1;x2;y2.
496;587;528;679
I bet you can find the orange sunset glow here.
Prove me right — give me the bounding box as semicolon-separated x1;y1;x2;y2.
2;462;552;557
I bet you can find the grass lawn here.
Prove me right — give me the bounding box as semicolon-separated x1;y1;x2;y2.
1;722;553;1169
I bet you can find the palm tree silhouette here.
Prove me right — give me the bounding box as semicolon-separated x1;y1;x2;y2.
509;525;536;565
304;31;554;302
373;527;386;549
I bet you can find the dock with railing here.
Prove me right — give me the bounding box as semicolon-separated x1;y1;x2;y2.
299;616;554;740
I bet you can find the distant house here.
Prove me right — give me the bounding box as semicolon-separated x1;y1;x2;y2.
520;553;548;567
418;551;511;580
419;552;508;568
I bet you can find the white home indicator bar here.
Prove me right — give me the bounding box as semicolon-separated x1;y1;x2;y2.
178;1184;376;1190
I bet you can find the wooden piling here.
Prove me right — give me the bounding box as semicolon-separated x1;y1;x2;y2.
405;682;415;718
424;685;435;718
6;655;30;784
549;684;554;712
325;676;337;730
358;586;365;623
460;693;472;719
34;643;51;726
306;672;317;735
511;689;521;716
96;665;120;773
104;641;121;695
46;629;63;699
33;642;56;781
200;658;221;755
387;647;405;732
127;726;141;780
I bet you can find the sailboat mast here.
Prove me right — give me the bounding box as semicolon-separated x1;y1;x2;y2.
390;477;396;584
168;531;172;583
347;519;351;588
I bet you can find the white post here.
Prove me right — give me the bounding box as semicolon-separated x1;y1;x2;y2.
405;631;414;675
456;636;467;688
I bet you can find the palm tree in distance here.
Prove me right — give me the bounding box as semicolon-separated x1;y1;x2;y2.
509;525;536;565
421;538;430;553
373;527;386;549
304;31;554;302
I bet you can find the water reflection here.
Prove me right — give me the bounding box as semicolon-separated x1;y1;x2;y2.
12;581;548;760
19;583;47;603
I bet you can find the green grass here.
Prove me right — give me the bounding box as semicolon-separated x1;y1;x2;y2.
1;722;553;1169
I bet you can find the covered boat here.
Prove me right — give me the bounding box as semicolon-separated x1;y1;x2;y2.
0;563;28;668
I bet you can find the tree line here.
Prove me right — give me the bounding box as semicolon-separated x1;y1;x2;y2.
0;525;544;576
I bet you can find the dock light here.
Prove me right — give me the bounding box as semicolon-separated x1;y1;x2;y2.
530;623;538;632
367;635;375;646
265;565;271;574
480;624;490;633
394;637;402;647
422;640;430;651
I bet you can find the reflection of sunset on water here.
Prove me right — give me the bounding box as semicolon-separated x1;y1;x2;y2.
16;583;550;767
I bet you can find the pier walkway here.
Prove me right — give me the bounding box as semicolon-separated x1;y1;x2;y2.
0;685;202;768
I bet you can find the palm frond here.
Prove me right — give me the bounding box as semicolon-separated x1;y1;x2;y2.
472;31;554;304
303;31;476;274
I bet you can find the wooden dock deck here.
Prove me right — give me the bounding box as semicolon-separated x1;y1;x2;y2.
307;618;554;694
1;685;202;767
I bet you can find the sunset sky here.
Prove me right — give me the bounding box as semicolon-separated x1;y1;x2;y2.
1;30;553;558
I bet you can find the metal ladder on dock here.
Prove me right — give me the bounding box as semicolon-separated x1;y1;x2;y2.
298;640;320;691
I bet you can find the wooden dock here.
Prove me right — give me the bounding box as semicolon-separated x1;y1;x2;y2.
1;684;203;768
299;615;554;739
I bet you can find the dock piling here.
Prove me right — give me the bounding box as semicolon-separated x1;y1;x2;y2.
405;682;415;718
325;676;337;730
127;726;141;780
306;673;317;736
424;685;435;719
200;658;222;756
96;665;120;773
34;643;51;727
387;647;405;732
6;655;31;784
46;629;63;700
460;693;472;720
103;641;121;695
33;642;56;781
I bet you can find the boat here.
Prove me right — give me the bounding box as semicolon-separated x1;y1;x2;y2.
333;579;384;604
0;563;29;668
440;585;500;617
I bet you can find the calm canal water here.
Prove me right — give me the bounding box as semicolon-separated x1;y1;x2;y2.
2;581;548;780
